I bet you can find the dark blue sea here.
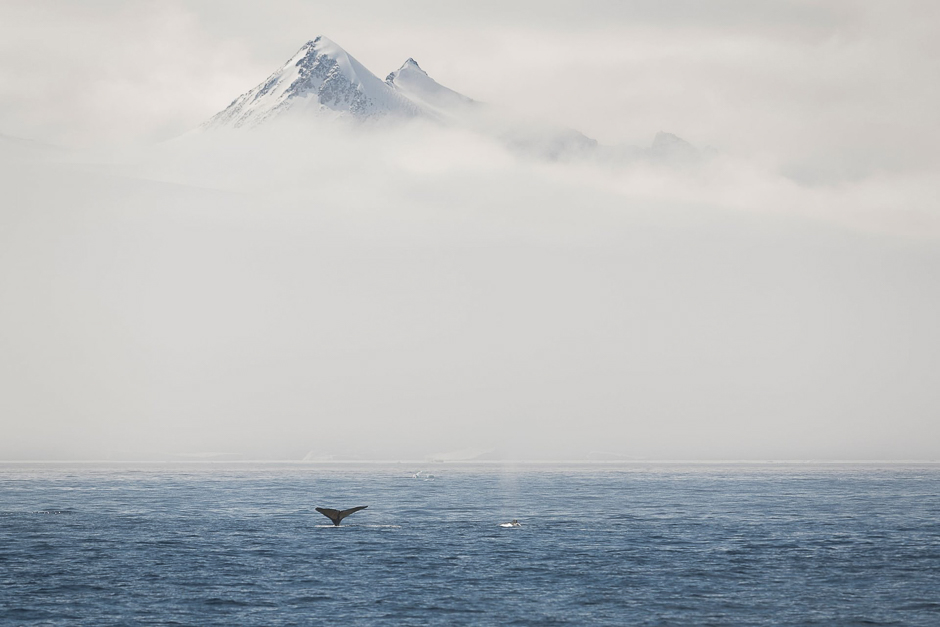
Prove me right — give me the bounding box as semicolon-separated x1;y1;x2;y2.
1;463;939;626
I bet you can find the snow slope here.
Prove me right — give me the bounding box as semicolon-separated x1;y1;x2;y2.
385;58;475;120
203;36;692;162
204;36;419;128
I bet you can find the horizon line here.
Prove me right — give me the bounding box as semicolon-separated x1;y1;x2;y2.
1;459;938;465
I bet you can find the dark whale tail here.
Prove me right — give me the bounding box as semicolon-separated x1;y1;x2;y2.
315;506;368;526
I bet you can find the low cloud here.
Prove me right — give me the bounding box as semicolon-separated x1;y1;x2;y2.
1;1;937;460
1;121;938;461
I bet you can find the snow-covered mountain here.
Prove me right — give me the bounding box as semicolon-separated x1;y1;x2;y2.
204;36;698;163
204;36;420;128
385;58;475;120
203;35;562;140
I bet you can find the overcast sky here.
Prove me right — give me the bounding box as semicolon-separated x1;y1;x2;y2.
1;1;939;461
2;0;939;177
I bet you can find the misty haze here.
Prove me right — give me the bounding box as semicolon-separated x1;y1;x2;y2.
3;3;940;626
2;8;938;462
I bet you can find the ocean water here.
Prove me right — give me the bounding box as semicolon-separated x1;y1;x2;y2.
1;463;939;626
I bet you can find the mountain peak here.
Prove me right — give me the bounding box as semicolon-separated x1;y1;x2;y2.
201;36;699;165
385;57;473;115
204;36;418;129
295;36;337;61
304;35;337;49
305;36;345;59
386;58;427;84
402;58;424;72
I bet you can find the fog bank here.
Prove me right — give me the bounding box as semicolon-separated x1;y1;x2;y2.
1;124;938;461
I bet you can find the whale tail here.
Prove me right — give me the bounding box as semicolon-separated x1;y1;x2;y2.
315;505;368;526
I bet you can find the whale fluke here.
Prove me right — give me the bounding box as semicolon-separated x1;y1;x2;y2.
315;505;368;526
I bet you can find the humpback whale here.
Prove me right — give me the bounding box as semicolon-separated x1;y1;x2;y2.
315;506;368;526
